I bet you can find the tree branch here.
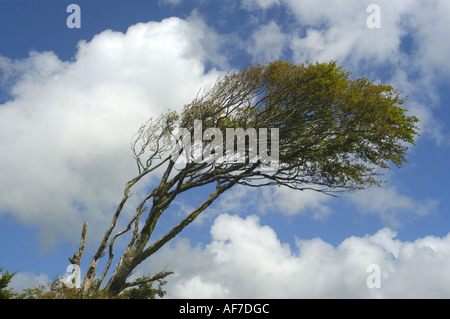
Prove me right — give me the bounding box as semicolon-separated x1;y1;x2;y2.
123;270;174;290
135;178;239;266
68;221;88;266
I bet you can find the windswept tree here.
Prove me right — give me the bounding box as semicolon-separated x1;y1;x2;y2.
70;60;418;298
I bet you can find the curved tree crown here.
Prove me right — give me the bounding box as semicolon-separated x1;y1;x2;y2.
167;60;419;193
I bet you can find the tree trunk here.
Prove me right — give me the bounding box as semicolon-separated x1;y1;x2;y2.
105;256;134;297
104;206;158;297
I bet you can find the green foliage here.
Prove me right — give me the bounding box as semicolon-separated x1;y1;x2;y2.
17;276;168;299
180;60;419;192
121;278;168;299
18;278;89;299
0;266;167;299
0;267;17;299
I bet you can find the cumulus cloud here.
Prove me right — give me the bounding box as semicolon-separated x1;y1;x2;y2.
212;182;437;226
212;185;332;221
280;0;405;64
247;21;286;61
0;17;224;250
405;0;450;76
138;213;450;298
9;272;50;292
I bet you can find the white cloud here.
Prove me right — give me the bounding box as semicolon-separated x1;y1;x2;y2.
139;213;450;298
348;186;439;227
241;0;450;81
0;17;224;250
214;181;437;227
269;186;332;219
405;0;450;76
285;0;407;65
214;185;332;220
9;272;50;293
247;21;286;62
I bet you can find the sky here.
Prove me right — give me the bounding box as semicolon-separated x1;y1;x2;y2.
0;0;450;298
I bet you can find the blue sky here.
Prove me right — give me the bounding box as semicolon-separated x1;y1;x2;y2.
1;0;450;298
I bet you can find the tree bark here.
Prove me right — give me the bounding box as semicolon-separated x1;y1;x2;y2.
68;222;87;267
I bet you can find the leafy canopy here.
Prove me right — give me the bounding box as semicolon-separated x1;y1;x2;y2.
177;60;419;193
0;267;16;299
0;269;168;299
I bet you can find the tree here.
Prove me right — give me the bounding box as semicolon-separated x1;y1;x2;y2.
72;60;418;298
0;267;17;299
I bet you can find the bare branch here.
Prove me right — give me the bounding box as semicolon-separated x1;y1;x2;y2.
136;178;239;265
68;222;88;266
